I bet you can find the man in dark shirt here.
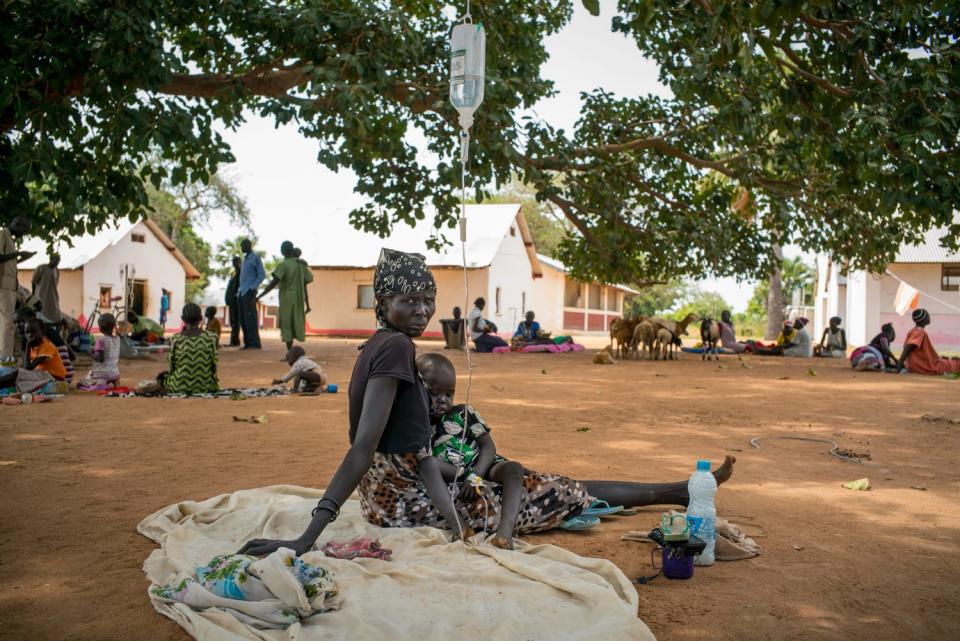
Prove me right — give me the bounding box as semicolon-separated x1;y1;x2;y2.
224;255;242;346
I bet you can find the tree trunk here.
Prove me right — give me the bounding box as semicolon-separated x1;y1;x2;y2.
764;242;785;339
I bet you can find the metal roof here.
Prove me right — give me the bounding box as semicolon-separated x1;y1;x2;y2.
895;216;960;263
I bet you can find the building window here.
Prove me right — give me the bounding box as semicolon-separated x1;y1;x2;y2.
357;284;375;309
943;264;960;291
606;288;619;311
509;226;516;237
564;279;582;307
588;284;602;310
495;287;501;314
131;233;146;243
99;286;112;309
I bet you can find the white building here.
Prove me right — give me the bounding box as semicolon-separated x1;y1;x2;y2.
296;204;632;337
814;223;960;351
534;255;638;334
18;219;200;329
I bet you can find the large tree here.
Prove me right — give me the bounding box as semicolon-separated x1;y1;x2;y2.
3;1;957;285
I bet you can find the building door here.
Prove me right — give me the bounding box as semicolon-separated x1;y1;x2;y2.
131;280;147;316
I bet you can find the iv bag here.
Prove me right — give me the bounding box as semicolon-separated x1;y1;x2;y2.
449;21;485;131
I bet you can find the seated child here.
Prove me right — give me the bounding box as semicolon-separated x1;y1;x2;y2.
272;345;327;392
157;303;219;394
204;306;222;346
415;352;526;550
0;317;65;393
25;317;67;381
77;314;121;390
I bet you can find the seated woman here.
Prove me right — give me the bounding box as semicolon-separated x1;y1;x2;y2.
753;319;802;356
717;310;750;354
239;248;736;558
896;309;960;375
0;317;66;393
158;303;219;394
511;311;553;349
127;311;164;343
815;316;847;358
850;323;897;371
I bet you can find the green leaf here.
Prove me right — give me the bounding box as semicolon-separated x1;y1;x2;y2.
581;0;600;17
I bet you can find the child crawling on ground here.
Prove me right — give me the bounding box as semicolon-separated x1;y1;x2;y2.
415;352;525;550
272;345;327;392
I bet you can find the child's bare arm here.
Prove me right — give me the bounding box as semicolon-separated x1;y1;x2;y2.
418;456;469;540
472;433;497;479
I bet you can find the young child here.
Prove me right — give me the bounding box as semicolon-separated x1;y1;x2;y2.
416;352;526;550
272;345;327;392
24;318;67;381
77;313;121;390
204;306;222;346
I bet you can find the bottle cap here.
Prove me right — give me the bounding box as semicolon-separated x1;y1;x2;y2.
696;459;711;471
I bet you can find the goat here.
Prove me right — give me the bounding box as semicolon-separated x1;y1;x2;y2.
633;320;657;360
700;318;720;361
594;344;617;364
657;327;683;360
651;312;700;338
610;317;639;359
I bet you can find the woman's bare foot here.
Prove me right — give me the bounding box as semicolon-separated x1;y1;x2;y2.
712;455;736;486
491;535;514;550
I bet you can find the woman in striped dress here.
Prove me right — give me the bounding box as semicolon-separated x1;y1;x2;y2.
162;303;219;394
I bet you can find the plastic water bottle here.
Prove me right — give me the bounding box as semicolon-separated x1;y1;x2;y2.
687;459;717;566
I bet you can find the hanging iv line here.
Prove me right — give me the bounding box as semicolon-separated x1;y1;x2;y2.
448;5;486;538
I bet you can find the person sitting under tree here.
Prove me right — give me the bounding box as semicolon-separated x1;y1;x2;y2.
815;316;847;357
126;310;164;343
896;308;960;375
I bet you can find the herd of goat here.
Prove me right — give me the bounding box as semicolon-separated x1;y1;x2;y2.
608;313;725;361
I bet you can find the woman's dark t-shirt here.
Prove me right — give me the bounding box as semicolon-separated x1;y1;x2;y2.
348;330;431;454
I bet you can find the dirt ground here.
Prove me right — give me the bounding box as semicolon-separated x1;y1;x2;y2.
1;335;959;641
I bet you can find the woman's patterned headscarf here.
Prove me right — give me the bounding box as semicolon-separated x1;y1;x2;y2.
374;248;436;297
912;308;930;325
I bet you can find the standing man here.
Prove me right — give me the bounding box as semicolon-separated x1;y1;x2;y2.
224;255;242;347
1;216;35;359
238;238;265;349
159;288;170;327
31;252;61;324
258;241;313;351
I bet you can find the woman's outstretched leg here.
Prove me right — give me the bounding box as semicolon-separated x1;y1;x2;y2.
583;456;735;507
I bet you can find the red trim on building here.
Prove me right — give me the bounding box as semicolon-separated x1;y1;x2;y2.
563;310;585;331
587;313;605;331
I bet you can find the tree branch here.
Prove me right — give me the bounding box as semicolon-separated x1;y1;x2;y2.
759;35;853;98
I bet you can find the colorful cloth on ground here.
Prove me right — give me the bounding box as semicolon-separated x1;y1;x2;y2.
165;332;219;394
904;326;960;375
8;367;53;393
492;342;585;354
151;548;340;630
273;257;313;344
359;450;590;535
474;333;509;353
29;337;66;380
432;405;490;469
321;538;392;561
31;264;61;323
138;486;654;641
104;386;289;399
279;356;322;383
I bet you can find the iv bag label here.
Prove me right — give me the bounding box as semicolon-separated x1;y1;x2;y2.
450;49;465;79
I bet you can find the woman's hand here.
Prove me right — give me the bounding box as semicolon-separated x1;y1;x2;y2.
238;537;312;557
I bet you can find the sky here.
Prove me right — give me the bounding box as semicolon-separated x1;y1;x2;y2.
200;3;798;313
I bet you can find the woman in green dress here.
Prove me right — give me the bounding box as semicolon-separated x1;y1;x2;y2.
258;241;313;350
162;303;219;394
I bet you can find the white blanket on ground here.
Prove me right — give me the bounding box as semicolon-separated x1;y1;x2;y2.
138;485;655;641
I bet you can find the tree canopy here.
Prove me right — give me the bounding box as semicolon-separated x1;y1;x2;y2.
3;1;957;285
